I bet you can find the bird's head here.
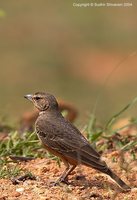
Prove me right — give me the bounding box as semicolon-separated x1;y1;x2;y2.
24;92;58;111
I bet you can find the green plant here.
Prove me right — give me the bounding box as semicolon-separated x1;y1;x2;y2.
0;130;61;178
0;158;21;178
0;131;44;157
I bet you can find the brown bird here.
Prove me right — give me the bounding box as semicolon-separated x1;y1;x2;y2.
19;99;78;133
24;92;131;191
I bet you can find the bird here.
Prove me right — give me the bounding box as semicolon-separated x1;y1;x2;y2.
19;99;78;133
24;92;131;191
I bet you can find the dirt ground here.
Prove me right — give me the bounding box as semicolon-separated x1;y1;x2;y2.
0;151;137;200
0;116;137;200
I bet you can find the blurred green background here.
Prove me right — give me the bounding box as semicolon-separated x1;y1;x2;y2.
0;0;137;125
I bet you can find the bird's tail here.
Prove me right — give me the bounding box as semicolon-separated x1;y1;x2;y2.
104;167;131;191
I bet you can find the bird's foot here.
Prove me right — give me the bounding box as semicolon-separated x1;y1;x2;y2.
49;177;69;187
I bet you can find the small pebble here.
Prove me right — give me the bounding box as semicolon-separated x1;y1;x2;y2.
131;187;137;192
16;187;24;193
11;191;21;197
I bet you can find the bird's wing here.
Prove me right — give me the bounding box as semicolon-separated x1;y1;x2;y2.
36;118;107;171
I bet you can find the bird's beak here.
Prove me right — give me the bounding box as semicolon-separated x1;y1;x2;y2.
24;94;33;101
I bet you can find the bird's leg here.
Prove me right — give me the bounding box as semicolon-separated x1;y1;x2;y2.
51;161;69;186
57;167;70;184
53;159;76;186
59;165;76;183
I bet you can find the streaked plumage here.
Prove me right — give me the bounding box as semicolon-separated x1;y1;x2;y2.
24;92;131;191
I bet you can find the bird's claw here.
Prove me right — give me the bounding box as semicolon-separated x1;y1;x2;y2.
49;178;69;187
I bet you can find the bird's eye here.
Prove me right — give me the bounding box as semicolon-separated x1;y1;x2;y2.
34;96;41;100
